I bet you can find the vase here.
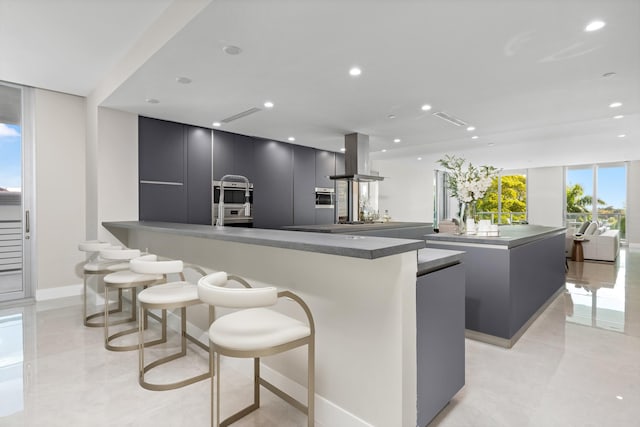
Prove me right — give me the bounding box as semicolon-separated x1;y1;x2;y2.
465;203;477;235
457;202;467;234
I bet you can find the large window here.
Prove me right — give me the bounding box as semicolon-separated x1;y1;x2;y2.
566;164;626;239
476;171;527;224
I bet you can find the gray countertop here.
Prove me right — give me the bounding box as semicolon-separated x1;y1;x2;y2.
426;224;566;248
282;221;432;233
417;248;464;276
103;221;426;260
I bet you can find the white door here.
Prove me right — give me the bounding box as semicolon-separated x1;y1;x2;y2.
0;82;33;303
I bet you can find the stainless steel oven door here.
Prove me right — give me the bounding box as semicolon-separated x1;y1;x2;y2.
315;187;335;208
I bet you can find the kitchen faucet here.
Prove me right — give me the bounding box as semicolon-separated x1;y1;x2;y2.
216;174;251;227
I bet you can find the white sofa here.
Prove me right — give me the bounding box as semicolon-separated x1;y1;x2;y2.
565;223;620;262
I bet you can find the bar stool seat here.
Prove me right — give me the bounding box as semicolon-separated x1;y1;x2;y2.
210;308;310;352
136;281;198;305
198;271;315;427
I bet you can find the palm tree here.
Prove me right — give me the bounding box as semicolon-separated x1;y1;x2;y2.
566;183;606;213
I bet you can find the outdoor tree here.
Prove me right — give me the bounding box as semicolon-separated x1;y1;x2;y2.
476;175;527;223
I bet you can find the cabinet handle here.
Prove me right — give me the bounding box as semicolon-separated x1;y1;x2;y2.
25;210;30;233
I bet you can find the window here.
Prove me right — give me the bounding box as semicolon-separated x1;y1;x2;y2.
476;171;527;224
566;164;626;239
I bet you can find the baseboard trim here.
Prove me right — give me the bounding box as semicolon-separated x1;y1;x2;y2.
35;283;83;301
465;286;565;349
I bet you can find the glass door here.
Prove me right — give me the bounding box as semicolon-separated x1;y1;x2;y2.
0;82;31;302
596;164;626;240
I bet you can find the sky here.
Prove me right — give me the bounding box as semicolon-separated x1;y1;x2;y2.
0;123;22;191
567;166;626;209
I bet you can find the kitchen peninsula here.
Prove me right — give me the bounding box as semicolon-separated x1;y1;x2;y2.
426;224;566;347
103;220;464;427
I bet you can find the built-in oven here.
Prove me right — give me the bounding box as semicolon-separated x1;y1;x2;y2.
213;180;254;227
315;187;335;208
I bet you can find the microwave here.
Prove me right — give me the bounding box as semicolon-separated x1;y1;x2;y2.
315;187;335;208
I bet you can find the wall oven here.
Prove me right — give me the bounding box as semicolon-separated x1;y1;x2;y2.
315;187;335;208
213;180;254;226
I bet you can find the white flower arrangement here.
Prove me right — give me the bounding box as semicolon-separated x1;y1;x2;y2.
437;155;499;204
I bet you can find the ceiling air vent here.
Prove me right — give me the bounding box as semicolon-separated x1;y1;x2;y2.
432;111;469;127
221;107;262;123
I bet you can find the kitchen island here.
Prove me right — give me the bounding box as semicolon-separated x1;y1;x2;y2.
282;221;433;240
102;221;463;427
426;224;566;347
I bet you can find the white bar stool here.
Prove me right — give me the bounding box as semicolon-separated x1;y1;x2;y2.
197;272;315;427
131;256;214;391
78;240;126;327
101;250;165;351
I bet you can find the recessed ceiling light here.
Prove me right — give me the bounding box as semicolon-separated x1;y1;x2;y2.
417;157;423;161
609;102;622;108
212;122;221;127
421;104;432;111
381;149;387;153
145;98;159;104
585;20;606;32
388;114;396;119
617;134;626;138
223;45;242;55
340;147;346;152
264;101;274;108
613;115;624;119
466;126;476;131
471;135;479;140
176;76;192;84
393;138;401;143
349;67;362;77
288;136;295;142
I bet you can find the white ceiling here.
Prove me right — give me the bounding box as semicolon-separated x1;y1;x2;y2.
2;0;639;169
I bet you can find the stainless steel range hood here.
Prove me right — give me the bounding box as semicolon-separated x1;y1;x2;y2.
330;133;384;182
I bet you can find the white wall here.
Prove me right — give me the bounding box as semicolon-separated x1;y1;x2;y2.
96;107;138;243
373;158;435;223
34;89;86;291
627;161;640;246
527;166;565;227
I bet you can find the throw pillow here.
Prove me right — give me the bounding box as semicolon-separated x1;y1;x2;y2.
577;221;591;234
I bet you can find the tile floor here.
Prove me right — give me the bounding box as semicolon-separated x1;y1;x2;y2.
1;248;639;426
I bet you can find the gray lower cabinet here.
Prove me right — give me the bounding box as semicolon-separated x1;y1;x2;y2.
253;139;293;229
293;145;316;225
416;263;465;426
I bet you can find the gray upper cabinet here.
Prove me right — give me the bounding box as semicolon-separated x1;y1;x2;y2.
293;145;316;226
213;130;255;181
315;150;336;188
212;130;235;180
138;117;188;223
139;117;186;183
186;126;213;224
253;139;293;229
335;152;345;175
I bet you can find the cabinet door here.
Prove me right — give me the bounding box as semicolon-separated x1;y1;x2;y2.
253;139;293;229
233;134;255;181
335;152;345;175
293;145;316;226
186;126;212;224
212;130;235;180
139;117;186;183
139;183;187;223
315;150;336;188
